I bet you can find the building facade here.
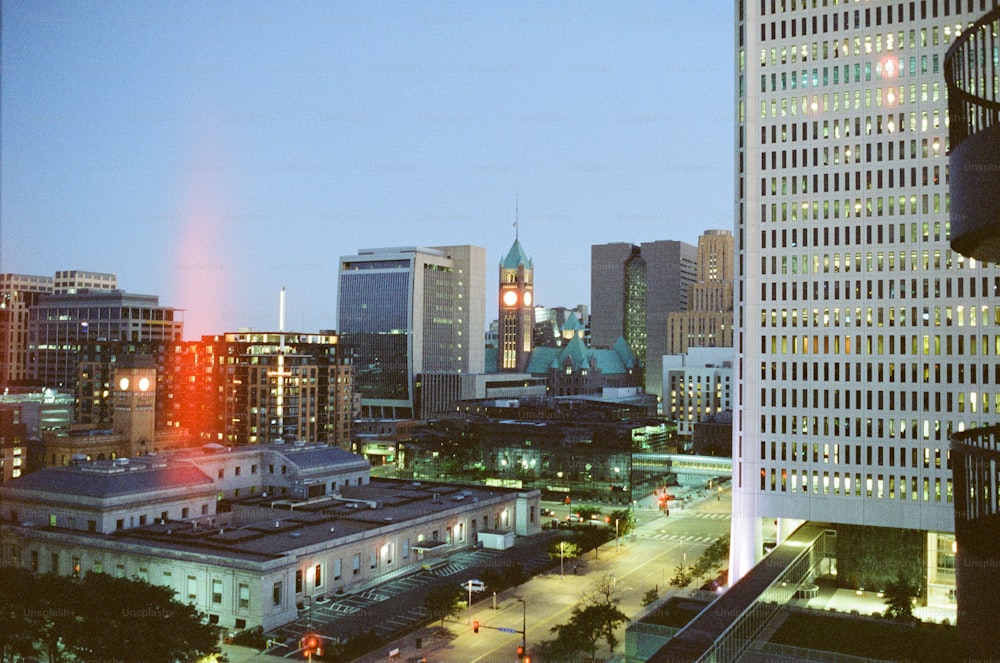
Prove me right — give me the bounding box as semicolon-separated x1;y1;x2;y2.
666;230;735;354
338;246;486;418
27;289;182;389
0;274;54;387
663;346;733;439
0;444;540;633
590;241;697;398
498;238;535;372
167;331;357;448
731;0;997;612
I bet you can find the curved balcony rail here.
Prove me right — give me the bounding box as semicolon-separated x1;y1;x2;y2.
945;8;1000;262
945;8;1000;148
949;425;1000;658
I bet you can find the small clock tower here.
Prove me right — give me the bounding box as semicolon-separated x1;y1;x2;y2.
498;237;534;372
112;357;157;457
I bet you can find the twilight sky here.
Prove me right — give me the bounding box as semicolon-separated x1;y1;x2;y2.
1;1;734;339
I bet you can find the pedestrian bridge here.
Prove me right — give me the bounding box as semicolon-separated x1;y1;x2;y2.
633;453;732;484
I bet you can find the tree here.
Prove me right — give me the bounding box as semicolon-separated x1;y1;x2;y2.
690;535;730;582
0;568;46;663
668;564;694;589
553;605;605;660
423;582;464;630
548;538;582;569
574;504;601;521
574;523;615;558
579;575;629;653
606;508;636;538
882;578;918;622
0;569;217;663
62;574;218;663
641;586;660;607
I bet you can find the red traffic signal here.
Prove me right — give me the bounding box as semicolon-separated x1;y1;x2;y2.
473;620;480;633
517;645;525;659
302;634;320;655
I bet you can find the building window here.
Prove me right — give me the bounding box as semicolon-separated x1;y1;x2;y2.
314;564;322;588
212;579;223;604
235;466;241;477
50;553;58;573
72;557;81;578
181;508;189;519
333;558;342;581
92;560;102;574
238;583;250;610
352;553;361;576
187;575;198;601
139;515;147;526
116;563;126;578
218;468;224;479
137;567;148;582
272;581;282;607
295;570;303;593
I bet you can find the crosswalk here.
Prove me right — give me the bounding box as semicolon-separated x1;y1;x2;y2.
648;532;721;544
669;511;730;521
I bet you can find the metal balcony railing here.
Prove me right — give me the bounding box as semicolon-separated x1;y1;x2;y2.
945;8;1000;149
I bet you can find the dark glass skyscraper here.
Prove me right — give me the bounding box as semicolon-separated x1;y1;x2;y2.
590;240;696;398
338;246;485;419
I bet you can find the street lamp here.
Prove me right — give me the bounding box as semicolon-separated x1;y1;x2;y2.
560;540;565;578
466;579;474;625
615;518;620;553
515;597;526;657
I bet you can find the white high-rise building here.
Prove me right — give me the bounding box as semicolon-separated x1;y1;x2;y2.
732;0;1000;610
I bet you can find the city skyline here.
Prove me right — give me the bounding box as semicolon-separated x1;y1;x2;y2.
1;2;734;339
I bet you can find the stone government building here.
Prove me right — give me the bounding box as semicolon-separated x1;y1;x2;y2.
0;443;541;632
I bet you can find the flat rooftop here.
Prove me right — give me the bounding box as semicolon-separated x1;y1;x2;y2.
98;479;529;562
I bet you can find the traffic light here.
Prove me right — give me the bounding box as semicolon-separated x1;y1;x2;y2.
473;620;480;633
302;634;321;657
517;645;525;659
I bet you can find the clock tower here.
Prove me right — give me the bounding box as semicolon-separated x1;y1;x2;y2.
498;237;534;372
112;357;157;457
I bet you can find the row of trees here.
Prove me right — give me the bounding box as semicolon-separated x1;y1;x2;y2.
668;534;730;589
0;568;218;663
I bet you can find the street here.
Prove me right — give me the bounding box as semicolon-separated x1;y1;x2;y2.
346;487;734;663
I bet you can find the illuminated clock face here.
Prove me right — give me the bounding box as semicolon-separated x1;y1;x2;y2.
138;377;151;392
118;377;129;391
503;290;518;307
523;291;532;306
